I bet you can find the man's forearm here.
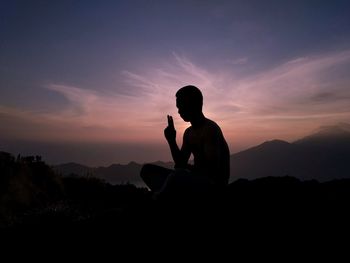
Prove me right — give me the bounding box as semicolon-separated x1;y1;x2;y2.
167;140;186;168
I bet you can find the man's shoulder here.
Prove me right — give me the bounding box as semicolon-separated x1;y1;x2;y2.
205;118;219;127
184;126;193;137
184;126;193;133
185;118;222;136
204;118;222;133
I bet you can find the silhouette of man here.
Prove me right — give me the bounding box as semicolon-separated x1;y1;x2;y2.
140;85;230;200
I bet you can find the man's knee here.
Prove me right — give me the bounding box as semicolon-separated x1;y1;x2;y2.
140;163;153;180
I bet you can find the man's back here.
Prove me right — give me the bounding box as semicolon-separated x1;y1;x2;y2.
184;118;230;186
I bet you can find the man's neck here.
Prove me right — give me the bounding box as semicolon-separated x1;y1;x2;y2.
190;113;206;128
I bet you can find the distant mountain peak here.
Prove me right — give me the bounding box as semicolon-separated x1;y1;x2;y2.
296;123;350;144
59;162;90;168
261;139;290;146
127;161;140;166
235;139;291;156
316;123;350;135
256;139;291;150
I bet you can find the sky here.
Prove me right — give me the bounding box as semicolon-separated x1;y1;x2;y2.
1;0;350;166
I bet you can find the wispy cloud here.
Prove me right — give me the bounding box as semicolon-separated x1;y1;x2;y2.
141;50;350;117
118;50;350;145
1;50;350;151
232;50;350;118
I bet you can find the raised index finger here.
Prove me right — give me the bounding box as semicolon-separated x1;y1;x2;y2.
168;115;174;128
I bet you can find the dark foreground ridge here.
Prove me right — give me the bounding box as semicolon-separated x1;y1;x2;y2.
1;151;350;238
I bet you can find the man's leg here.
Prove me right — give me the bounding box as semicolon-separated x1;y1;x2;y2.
140;164;173;192
159;169;214;199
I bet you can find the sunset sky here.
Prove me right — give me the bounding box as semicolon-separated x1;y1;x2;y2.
1;0;350;166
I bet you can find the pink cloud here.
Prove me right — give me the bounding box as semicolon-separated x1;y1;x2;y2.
1;50;350;154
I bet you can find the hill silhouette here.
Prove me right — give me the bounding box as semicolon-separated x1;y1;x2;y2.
231;123;350;182
0;151;149;229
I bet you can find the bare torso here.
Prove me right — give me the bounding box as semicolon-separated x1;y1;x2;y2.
183;118;230;186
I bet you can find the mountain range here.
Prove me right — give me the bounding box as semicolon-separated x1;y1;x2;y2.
53;123;350;185
53;161;173;186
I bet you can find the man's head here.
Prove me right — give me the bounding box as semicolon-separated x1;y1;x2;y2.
176;85;203;122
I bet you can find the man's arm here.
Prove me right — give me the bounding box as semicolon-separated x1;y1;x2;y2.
203;125;230;184
164;115;190;168
203;127;222;176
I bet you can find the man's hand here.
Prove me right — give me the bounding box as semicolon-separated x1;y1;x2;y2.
164;115;176;143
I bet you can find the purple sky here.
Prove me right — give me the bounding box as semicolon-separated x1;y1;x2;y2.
1;1;350;165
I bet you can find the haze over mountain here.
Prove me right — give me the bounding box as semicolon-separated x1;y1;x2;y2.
53;161;173;187
54;123;350;185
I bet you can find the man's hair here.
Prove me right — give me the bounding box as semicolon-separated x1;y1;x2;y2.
176;85;203;109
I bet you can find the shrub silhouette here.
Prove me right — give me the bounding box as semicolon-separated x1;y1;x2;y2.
0;152;64;225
